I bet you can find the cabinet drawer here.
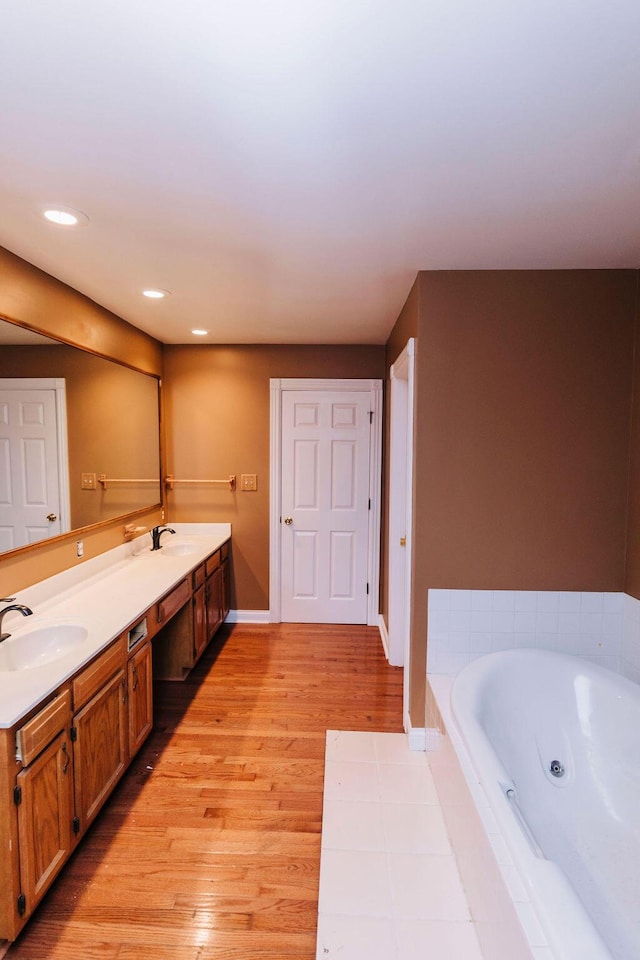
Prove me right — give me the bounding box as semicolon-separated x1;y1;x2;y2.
192;563;205;590
16;689;71;766
72;637;125;710
205;550;221;576
157;578;191;625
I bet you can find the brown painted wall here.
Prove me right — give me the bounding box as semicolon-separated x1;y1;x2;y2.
163;344;385;610
402;269;638;727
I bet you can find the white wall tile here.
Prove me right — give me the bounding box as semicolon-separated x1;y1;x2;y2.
470;610;493;633
536;592;559;612
515;591;537;611
535;611;558;634
493;591;516;612
450;590;472;611
581;592;604;613
491;610;515;633
471;590;493;611
514;610;536;633
557;591;581;613
428;588;629;679
557;611;581;634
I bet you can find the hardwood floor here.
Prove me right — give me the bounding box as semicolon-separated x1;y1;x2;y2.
7;623;403;959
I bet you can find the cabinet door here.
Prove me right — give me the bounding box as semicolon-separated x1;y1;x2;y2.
73;669;127;834
205;566;223;641
193;583;207;661
16;731;74;915
221;559;230;621
128;642;153;756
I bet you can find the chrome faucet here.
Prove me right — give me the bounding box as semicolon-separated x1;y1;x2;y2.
0;599;34;642
151;525;176;551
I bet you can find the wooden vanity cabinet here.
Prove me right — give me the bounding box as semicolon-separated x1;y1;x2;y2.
0;536;230;941
8;689;74;933
72;639;128;836
16;730;74;915
205;542;230;641
154;541;231;680
128;640;153;755
193;574;207;662
205;560;223;641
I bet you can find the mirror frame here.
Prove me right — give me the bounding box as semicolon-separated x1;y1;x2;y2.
0;315;164;561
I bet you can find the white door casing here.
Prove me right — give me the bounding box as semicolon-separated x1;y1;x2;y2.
0;379;70;552
388;340;415;728
270;379;382;625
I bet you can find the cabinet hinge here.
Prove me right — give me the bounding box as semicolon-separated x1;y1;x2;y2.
17;893;26;916
70;726;77;742
73;816;80;835
13;785;22;806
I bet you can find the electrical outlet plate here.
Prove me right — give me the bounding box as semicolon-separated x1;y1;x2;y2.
81;472;97;490
241;473;257;491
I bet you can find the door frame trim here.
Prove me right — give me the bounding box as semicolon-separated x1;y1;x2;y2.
269;378;383;625
388;340;415;731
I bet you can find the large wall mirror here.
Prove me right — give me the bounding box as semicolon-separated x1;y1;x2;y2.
0;318;162;555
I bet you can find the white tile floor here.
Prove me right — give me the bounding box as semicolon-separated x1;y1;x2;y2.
316;731;484;960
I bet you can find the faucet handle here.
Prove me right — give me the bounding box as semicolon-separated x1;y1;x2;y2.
0;597;16;603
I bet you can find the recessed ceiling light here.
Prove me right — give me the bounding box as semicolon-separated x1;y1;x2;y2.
142;289;171;299
191;329;208;336
42;206;89;226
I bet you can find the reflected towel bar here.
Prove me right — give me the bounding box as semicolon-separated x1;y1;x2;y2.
98;475;159;490
164;474;236;491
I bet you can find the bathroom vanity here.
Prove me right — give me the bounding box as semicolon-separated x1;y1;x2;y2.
0;523;230;942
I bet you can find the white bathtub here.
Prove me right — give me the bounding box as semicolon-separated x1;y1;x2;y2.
451;648;640;960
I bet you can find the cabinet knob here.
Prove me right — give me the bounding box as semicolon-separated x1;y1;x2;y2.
283;517;293;525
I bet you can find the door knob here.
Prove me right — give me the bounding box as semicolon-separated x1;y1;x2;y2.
47;513;58;522
283;517;293;525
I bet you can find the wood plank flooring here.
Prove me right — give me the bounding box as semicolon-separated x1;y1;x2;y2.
6;622;403;959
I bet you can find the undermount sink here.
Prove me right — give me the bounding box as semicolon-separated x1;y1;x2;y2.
159;541;198;557
0;621;89;672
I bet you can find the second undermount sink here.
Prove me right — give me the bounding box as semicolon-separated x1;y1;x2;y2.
0;621;89;672
159;541;198;557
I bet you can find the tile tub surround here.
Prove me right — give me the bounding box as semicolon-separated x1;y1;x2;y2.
317;731;484;960
0;522;231;727
427;684;539;960
427;588;628;678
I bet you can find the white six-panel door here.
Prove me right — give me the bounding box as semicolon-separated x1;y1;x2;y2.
280;389;373;624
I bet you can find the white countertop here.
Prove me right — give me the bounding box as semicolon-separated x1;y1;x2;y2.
0;523;231;728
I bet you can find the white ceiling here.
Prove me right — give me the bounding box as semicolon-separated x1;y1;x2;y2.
1;2;639;345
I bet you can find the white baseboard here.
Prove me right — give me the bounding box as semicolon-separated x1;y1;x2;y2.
377;614;390;660
407;726;426;751
405;726;442;752
225;609;270;624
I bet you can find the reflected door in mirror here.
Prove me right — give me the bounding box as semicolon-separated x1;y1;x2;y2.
0;379;69;551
